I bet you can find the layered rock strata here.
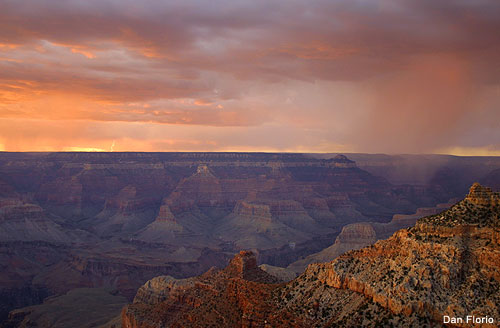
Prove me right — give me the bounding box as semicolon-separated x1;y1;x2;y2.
123;184;500;327
295;183;500;327
122;251;285;328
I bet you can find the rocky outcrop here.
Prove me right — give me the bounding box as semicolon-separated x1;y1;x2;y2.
466;182;500;206
214;202;312;250
155;205;177;223
0;198;84;243
132;275;197;306
122;251;284;328
4;152;390;322
123;184;500;327
335;222;377;243
225;250;280;283
301;183;500;327
287;223;376;274
100;186;157;215
287;199;455;273
132;251;279;307
134;204;185;243
3;152;498;327
234;201;272;220
164;164;225;212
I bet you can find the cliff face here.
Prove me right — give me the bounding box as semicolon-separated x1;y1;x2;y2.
286;223;377;274
1;152;388;321
281;183;499;327
466;183;500;207
123;184;500;327
286;199;456;274
0;152;460;251
122;251;285;328
2;152;498;326
0;197;94;244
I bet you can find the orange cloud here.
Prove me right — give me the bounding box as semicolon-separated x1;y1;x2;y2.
435;146;500;157
70;48;96;59
0;43;19;50
193;99;214;106
0;1;499;153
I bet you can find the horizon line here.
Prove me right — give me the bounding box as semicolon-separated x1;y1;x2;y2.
1;150;500;158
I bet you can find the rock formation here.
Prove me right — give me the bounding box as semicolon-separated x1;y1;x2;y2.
1;152;500;326
122;251;283;328
279;183;500;327
286;199;456;274
466;182;500;206
286;222;377;274
122;183;500;327
2;152;386;321
0;197;89;243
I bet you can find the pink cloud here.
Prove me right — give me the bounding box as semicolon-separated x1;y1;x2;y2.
0;0;499;153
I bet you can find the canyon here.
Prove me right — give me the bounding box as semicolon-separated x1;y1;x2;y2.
0;152;499;326
284;199;456;275
123;183;500;327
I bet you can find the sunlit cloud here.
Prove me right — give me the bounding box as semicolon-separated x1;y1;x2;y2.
63;147;106;152
0;0;499;154
435;145;500;157
50;42;97;59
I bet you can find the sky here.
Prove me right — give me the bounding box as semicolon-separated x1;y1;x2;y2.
0;0;499;154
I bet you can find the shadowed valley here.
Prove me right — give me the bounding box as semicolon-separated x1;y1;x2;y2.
0;152;499;327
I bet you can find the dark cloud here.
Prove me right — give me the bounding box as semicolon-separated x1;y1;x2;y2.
1;0;499;83
0;0;499;152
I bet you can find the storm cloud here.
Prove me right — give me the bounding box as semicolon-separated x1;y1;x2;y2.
0;0;499;153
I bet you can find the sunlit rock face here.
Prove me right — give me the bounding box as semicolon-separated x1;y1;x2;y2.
286;198;457;274
122;251;282;328
123;184;500;328
296;183;500;327
466;182;500;206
